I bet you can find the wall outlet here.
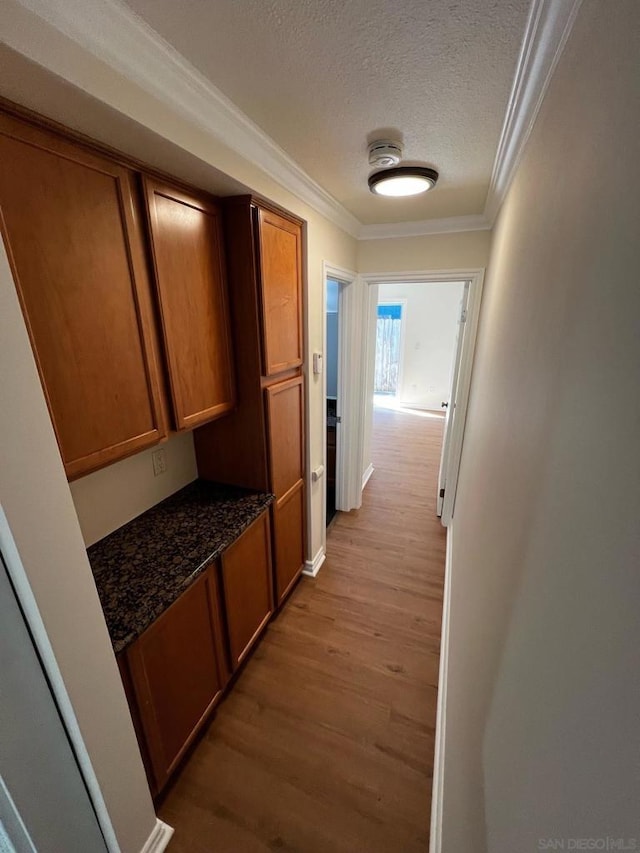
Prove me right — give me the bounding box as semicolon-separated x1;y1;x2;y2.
152;448;166;477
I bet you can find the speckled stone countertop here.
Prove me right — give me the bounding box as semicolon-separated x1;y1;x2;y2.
88;480;274;654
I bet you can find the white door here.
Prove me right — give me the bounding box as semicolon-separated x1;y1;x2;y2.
0;556;109;853
437;282;470;517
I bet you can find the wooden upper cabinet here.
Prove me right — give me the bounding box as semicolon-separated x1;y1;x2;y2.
255;206;303;376
143;179;235;430
0;114;166;479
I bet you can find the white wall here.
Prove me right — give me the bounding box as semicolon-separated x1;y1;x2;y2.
0;240;157;852
378;282;464;411
358;229;491;273
440;2;640;850
70;432;197;546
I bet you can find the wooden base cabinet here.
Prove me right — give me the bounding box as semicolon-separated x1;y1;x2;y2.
219;511;274;669
118;508;273;795
123;569;228;794
273;480;305;605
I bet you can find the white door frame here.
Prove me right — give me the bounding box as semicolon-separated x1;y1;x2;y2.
0;550;109;852
356;269;485;526
320;262;358;544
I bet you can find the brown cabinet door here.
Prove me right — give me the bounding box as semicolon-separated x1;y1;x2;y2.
126;570;227;791
0;114;166;479
265;375;304;498
256;207;303;376
273;480;305;604
144;179;235;430
220;511;273;669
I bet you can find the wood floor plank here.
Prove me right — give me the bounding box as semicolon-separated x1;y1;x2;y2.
160;408;446;852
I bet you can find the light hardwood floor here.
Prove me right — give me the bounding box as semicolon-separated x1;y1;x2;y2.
161;407;446;852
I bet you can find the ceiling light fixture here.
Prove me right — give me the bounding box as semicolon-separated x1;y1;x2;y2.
368;166;439;197
366;138;439;197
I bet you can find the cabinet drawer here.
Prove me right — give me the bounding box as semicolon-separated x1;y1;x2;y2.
220;510;273;669
273;480;305;604
125;569;227;791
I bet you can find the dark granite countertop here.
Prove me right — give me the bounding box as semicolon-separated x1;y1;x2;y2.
88;480;274;654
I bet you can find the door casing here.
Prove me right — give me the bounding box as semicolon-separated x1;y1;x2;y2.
313;262;359;560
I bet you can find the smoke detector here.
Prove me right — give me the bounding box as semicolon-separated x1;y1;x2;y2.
368;140;403;168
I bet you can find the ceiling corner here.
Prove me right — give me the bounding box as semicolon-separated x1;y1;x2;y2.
483;0;585;225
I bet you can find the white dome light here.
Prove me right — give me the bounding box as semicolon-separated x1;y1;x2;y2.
368;166;439;197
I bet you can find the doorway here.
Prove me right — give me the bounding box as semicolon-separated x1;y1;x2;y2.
315;261;360;555
356;270;485;526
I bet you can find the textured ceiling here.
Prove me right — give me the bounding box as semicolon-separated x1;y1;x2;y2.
123;0;531;225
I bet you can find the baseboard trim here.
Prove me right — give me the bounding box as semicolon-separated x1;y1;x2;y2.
429;527;453;853
140;819;174;853
302;548;325;578
397;402;445;414
362;464;374;490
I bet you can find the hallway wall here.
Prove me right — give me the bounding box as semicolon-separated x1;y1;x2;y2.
0;237;157;852
442;2;640;851
358;230;491;274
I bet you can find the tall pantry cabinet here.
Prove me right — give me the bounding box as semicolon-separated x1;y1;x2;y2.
195;197;306;604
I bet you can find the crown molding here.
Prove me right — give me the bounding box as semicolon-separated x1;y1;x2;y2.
13;0;363;238
483;0;584;225
11;0;582;242
358;214;491;241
